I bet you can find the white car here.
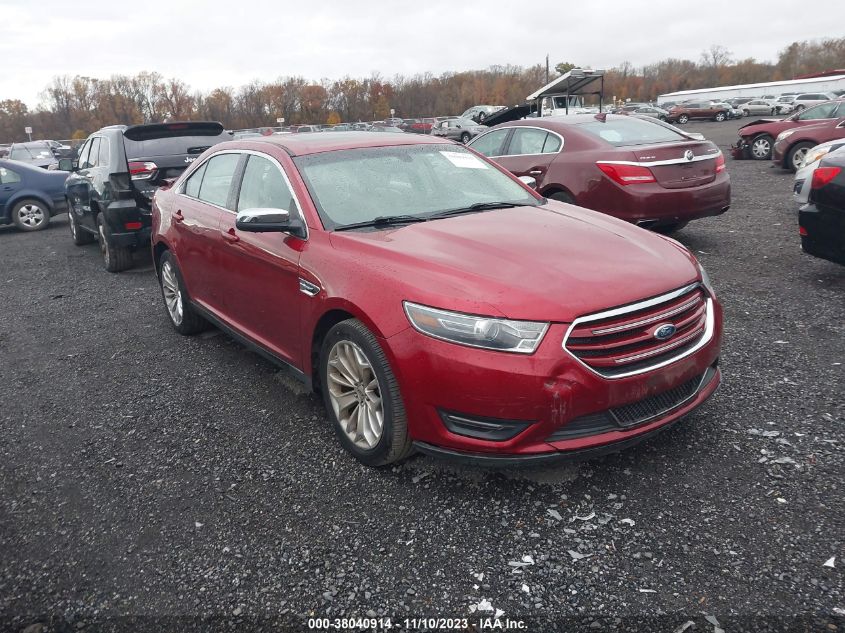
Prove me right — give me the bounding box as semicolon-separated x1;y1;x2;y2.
775;96;796;115
793;140;845;204
792;92;837;111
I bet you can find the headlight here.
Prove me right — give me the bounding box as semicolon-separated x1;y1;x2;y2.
802;146;831;167
776;129;796;142
697;261;715;297
404;302;548;353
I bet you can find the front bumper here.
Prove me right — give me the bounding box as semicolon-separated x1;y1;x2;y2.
730;138;750;160
385;298;724;460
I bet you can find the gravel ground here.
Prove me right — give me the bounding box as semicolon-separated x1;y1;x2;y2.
0;119;843;633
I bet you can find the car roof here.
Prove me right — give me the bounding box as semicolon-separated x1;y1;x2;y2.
0;158;51;173
493;113;633;131
10;140;52;147
222;131;451;156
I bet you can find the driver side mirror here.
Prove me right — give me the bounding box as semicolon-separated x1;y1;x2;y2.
236;208;304;237
58;158;75;171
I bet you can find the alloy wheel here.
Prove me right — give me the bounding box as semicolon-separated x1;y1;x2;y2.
791;147;809;171
161;260;184;325
327;340;384;449
16;203;45;228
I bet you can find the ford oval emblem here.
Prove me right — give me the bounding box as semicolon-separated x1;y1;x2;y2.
684;149;694;161
654;324;677;340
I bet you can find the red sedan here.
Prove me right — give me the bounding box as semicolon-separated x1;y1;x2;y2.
772;115;845;172
151;132;723;466
467;114;730;233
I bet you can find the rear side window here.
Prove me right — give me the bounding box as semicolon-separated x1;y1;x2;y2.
98;139;110;166
237;155;296;213
75;141;91;169
183;161;208;198
198;153;240;208
82;138;100;169
469;129;509;157
509;128;548;155
0;167;21;184
578;117;686;147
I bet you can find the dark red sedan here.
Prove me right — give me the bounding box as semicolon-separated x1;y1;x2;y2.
772;116;845;172
151;132;723;466
467;114;730;233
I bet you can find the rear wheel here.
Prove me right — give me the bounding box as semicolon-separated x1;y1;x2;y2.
750;134;774;160
654;222;688;234
549;191;575;205
319;319;412;466
677;114;689;124
11;199;49;232
460;132;471;144
158;250;207;335
96;214;133;272
69;207;95;245
742;109;750;117
786;142;813;172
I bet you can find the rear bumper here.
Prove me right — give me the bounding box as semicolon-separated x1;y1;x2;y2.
104;199;152;249
799;202;845;266
110;226;152;248
50;195;68;216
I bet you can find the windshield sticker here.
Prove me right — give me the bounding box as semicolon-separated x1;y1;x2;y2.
440;151;488;169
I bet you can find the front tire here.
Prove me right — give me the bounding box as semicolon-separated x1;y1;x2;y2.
158;250;207;335
714;112;726;122
11;199;50;231
96;215;133;272
460;132;471;144
750;134;774;160
786;142;813;172
677;114;689;124
319;319;412;466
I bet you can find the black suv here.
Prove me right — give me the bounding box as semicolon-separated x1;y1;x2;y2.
61;122;231;271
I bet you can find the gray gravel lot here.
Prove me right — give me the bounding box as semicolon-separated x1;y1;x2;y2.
0;119;843;633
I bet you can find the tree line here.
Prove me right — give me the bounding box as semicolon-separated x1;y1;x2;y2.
1;37;842;143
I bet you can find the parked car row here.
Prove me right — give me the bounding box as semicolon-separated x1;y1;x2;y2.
33;117;724;467
731;98;845;167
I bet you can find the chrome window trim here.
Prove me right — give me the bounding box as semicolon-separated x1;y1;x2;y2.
470;126;564;159
561;283;714;380
176;148;309;240
597;151;719;168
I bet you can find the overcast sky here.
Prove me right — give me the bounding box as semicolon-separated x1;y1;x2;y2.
1;0;840;107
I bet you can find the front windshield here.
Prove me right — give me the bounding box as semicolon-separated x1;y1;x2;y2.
10;145;52;160
293;144;539;230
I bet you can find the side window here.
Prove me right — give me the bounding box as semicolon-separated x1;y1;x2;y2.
197;153;240;208
183;161;208;198
799;102;838;120
0;167;21;184
509;128;549;155
82;138;99;169
237;155;296;213
98;138;110;166
468;129;509;157
542;133;562;153
75;140;91;169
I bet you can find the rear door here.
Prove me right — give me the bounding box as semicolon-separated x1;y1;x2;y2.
66;138;99;231
174;151;242;314
494;127;563;188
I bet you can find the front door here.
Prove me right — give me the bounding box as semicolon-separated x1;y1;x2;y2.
215;153;304;367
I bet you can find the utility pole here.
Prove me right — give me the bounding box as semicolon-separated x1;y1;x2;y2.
545;54;550;84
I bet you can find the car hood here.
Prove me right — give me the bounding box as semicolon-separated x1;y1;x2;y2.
329;204;700;322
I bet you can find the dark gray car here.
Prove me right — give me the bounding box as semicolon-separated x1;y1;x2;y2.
431;117;487;143
7;141;58;169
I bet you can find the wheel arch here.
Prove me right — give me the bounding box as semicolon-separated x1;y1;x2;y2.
9;191;54;215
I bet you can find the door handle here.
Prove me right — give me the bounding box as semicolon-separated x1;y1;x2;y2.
173;210;184;223
222;228;240;244
2;186;12;191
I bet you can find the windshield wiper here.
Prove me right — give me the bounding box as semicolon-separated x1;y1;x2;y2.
429;201;523;219
334;215;429;231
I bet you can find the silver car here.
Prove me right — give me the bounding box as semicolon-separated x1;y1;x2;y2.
742;99;778;116
431;117;487;143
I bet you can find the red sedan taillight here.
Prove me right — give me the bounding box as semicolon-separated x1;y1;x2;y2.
597;162;656;185
128;161;158;180
715;153;726;173
811;166;841;190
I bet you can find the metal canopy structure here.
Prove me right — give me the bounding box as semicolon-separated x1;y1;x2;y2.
526;68;606;102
